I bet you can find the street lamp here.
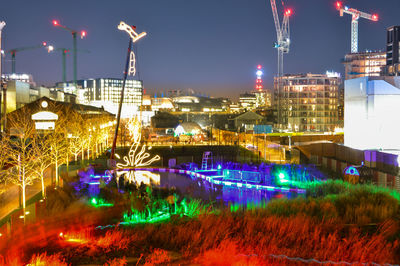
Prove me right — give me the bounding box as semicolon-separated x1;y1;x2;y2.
0;21;5;133
0;21;5;81
52;20;86;86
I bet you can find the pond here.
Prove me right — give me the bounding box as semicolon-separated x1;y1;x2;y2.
142;171;300;207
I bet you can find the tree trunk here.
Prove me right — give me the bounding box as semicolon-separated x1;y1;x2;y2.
66;152;69;172
55;154;59;187
41;169;45;199
22;166;26;210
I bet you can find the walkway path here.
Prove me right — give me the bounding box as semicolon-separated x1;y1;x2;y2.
0;168;53;221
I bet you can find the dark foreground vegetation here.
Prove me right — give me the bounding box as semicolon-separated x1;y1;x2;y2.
0;179;399;265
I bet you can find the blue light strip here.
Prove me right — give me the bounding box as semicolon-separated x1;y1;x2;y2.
115;167;306;194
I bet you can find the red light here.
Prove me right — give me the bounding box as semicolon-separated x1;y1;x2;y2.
257;65;262;69
81;31;87;38
52;20;59;26
372;14;378;21
42;42;47;46
285;9;292;16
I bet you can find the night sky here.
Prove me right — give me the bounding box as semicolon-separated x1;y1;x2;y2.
1;0;399;98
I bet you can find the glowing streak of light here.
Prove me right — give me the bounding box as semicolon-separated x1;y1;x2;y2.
116;116;160;183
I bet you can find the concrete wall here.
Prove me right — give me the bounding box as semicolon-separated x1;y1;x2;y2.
5;80;30;113
315;155;400;192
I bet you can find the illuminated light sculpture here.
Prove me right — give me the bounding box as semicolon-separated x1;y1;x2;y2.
110;21;147;160
117;21;147;43
117;21;146;77
128;50;136;76
116;116;160;183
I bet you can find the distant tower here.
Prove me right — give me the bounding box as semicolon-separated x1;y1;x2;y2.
255;65;264;91
254;65;268;108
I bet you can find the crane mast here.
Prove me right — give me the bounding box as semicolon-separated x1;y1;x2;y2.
336;1;378;53
270;0;292;129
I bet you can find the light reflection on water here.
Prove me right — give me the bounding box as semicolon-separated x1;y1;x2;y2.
157;172;300;207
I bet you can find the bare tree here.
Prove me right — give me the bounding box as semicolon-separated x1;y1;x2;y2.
0;134;11;197
32;135;52;199
7;112;39;211
67;112;85;162
46;107;69;187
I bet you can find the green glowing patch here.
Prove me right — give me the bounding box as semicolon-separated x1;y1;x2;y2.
121;198;205;225
89;197;114;208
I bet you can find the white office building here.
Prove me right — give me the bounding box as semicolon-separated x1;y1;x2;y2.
76;78;143;117
344;76;400;151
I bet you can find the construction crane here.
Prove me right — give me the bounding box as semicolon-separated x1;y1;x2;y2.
336;1;378;53
271;0;292;78
6;42;52;73
52;20;87;86
270;0;292;128
49;46;90;83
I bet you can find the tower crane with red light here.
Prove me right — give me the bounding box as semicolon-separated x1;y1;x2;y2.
270;0;292;127
335;1;378;53
270;0;292;78
6;42;52;74
52;20;87;86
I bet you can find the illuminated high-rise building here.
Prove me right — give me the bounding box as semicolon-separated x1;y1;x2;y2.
75;78;143;117
274;73;340;132
342;51;386;80
385;26;400;76
239;92;257;110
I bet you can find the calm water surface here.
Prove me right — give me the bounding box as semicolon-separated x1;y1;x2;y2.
157;172;301;206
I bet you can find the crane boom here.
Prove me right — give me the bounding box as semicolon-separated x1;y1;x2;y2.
336;1;378;53
6;42;50;73
270;0;282;42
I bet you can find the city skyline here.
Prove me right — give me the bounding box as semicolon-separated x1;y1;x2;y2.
1;0;399;97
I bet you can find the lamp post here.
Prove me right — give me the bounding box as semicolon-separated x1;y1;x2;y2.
0;21;6;133
0;21;5;81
